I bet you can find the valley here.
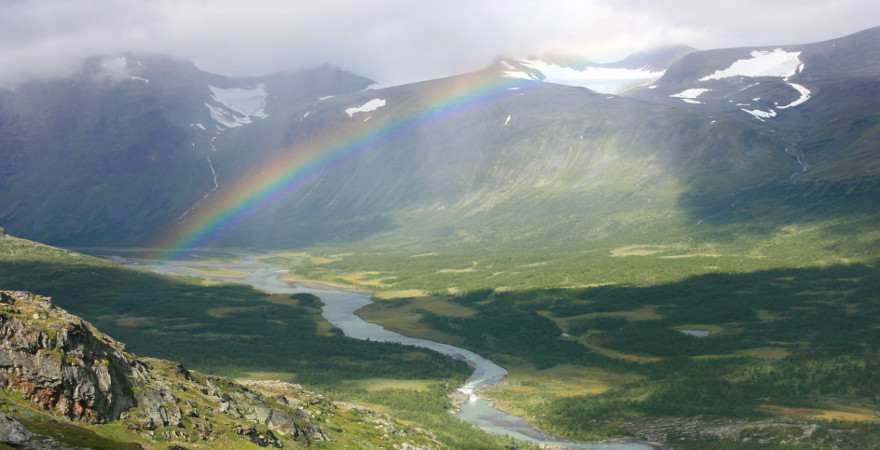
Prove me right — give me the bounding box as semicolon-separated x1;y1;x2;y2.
121;253;657;449
1;14;879;450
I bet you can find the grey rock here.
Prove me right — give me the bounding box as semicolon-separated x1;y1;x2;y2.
0;413;32;444
0;291;135;423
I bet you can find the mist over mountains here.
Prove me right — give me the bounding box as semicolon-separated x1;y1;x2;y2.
1;26;879;250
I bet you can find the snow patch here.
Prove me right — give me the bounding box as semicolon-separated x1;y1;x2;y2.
700;49;802;81
345;98;386;117
302;111;311;119
209;84;269;119
205;103;251;128
740;108;777;122
130;76;149;83
505;59;665;94
205;84;269;128
504;115;511;126
670;88;711;103
318;95;335;101
698;49;811;116
776;82;811;109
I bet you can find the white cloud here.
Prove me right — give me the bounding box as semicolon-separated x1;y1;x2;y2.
0;0;876;87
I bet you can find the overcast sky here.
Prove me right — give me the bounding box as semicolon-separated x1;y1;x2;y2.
1;0;877;86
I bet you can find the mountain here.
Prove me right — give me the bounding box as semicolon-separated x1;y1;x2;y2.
0;28;878;252
0;290;441;449
168;68;801;249
627;26;880;179
0;53;372;245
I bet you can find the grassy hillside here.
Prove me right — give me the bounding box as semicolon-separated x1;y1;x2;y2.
0;233;523;449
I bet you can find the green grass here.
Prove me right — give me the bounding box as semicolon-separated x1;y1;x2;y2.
0;235;466;385
0;234;523;450
355;261;880;448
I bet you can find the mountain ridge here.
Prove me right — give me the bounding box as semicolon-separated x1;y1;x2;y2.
0;26;878;251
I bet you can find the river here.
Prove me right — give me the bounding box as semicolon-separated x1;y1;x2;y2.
114;254;656;450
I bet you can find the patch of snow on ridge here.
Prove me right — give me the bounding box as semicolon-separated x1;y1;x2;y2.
671;88;711;99
209;84;269;119
741;108;777;122
504;115;511;126
515;59;665;94
776;82;811;109
670;88;711;103
698;48;811;118
206;84;270;128
205;103;250;128
345;98;386;117
700;49;802;81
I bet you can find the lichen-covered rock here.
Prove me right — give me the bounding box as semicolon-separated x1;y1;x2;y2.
0;413;32;444
138;385;182;428
0;291;135;422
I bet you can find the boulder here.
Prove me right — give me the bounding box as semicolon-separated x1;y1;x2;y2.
0;413;32;444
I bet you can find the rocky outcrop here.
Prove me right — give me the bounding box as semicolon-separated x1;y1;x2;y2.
0;291;136;422
0;290;340;447
0;290;440;449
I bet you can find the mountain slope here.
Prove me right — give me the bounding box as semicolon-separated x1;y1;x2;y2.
627;26;880;180
0;54;372;246
0;290;443;449
0;28;878;253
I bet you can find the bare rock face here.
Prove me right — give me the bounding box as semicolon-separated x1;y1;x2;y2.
0;291;136;423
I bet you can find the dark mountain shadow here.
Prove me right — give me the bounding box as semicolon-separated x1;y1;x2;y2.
0;259;466;385
432;261;880;365
678;175;880;243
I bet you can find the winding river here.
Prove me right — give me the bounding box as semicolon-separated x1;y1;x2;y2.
118;254;655;450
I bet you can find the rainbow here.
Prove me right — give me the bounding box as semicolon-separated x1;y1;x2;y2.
158;72;533;259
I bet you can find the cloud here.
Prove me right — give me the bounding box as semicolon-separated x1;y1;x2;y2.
0;0;876;87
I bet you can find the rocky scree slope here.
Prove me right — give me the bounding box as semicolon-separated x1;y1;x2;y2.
0;290;439;449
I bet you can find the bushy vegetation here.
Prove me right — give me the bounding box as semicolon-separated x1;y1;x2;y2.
361;261;880;447
0;234;515;449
